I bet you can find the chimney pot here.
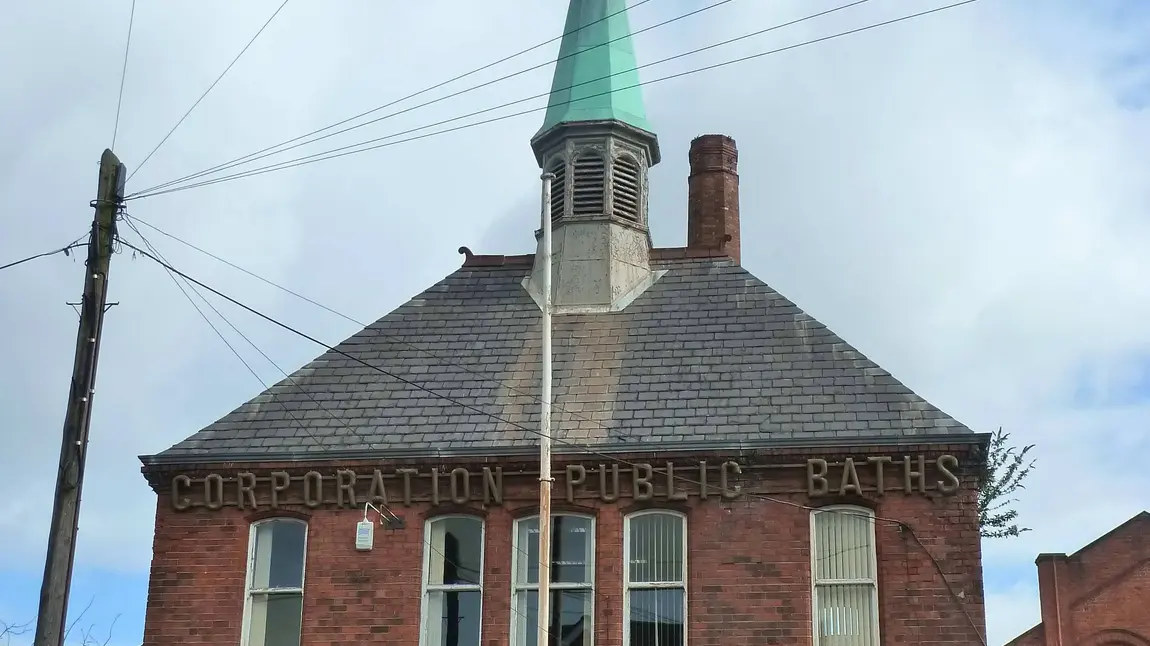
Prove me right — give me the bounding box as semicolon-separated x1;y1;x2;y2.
687;134;740;264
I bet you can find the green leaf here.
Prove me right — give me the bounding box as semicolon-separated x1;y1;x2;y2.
978;427;1036;540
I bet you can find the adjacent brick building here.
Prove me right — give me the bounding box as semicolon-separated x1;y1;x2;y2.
1005;511;1150;646
139;1;990;644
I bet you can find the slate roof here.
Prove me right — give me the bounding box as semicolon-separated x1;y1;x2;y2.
146;253;974;464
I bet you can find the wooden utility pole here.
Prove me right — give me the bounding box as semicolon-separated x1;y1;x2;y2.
34;149;125;646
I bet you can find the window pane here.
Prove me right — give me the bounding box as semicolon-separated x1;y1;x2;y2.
514;590;592;646
248;593;302;646
428;517;483;586
815;583;876;645
425;589;482;646
553;516;592;584
628;589;684;646
252;520;306;590
628;514;683;584
813;510;873;582
516;516;593;585
516;518;541;585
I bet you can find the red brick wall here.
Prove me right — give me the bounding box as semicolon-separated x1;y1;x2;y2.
1009;513;1150;646
1071;559;1150;644
141;445;986;646
1060;513;1150;601
1008;625;1044;646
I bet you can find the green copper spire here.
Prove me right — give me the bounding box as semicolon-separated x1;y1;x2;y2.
535;0;653;137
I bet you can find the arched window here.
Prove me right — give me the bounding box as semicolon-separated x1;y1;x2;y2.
1079;628;1150;646
613;155;641;222
811;506;879;646
571;152;606;216
511;514;594;646
624;510;686;646
547;158;566;222
242;517;308;646
421;515;485;646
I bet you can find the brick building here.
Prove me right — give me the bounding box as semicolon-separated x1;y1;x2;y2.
1005;511;1150;646
139;1;990;645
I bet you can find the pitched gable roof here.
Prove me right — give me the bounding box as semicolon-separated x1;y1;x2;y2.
143;252;974;465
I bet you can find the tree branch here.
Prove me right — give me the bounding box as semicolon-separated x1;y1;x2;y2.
978;427;1038;539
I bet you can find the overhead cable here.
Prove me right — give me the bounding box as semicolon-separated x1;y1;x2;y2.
123;219;351;453
124;213;644;442
128;0;977;201
127;0;292;182
111;0;138;150
129;0;736;197
0;237;89;273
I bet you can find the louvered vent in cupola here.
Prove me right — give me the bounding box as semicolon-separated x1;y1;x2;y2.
613;155;641;222
571;152;606;216
548;159;566;221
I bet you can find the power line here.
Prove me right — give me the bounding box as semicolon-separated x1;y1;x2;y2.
128;0;977;201
119;236;984;644
130;0;734;197
127;0;292;183
0;237;88;273
125;211;648;441
131;0;664;196
111;0;138;150
124;217;607;472
123;213;645;443
121;219;329;453
126;214;359;323
130;0;865;198
127;217;450;456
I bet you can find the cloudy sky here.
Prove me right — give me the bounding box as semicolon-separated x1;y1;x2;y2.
2;0;1148;644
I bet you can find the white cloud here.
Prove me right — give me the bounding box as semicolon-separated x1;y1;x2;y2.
2;1;1148;641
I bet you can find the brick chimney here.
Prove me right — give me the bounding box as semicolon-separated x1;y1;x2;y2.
1035;553;1071;646
687;134;740;263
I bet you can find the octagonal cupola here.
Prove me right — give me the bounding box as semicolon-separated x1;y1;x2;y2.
525;0;664;313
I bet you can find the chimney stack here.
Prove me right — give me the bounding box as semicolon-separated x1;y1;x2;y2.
1035;553;1071;646
687;134;740;264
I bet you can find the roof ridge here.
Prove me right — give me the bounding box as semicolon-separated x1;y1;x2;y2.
458;246;533;268
1062;510;1150;561
457;245;735;269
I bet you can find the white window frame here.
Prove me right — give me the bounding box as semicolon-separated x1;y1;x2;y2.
809;505;880;646
622;509;688;646
419;514;486;646
510;513;596;646
240;517;308;646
